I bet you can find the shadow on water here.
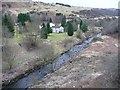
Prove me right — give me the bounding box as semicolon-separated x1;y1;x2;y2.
2;32;102;90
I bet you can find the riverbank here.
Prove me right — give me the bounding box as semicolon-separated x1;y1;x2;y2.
30;34;118;88
2;36;80;88
2;32;102;89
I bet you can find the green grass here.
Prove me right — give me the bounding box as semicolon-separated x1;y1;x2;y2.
13;34;23;43
48;33;68;41
48;32;77;41
13;31;77;43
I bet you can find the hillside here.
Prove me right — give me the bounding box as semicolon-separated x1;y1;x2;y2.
31;34;118;88
1;1;119;89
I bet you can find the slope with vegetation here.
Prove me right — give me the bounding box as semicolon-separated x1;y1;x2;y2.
2;1;118;88
31;33;118;88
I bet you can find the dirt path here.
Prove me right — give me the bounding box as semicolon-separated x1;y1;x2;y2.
30;34;118;88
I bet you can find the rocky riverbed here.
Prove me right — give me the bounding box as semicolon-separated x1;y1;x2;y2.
30;34;118;88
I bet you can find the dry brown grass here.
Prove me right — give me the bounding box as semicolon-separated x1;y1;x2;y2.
61;37;80;51
31;34;118;88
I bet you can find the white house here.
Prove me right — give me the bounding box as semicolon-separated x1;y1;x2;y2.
39;23;64;33
39;25;43;29
52;26;64;33
50;23;55;27
50;23;64;33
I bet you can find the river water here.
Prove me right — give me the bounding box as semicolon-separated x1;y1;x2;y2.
3;32;102;90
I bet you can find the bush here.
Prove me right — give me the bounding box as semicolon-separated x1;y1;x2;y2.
76;29;82;39
20;34;38;51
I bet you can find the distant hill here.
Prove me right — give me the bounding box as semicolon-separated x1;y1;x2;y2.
2;0;32;2
72;8;118;18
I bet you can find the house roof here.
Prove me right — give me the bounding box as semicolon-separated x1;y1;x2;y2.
52;26;61;28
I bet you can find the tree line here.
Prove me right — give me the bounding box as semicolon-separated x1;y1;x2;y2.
2;12;88;39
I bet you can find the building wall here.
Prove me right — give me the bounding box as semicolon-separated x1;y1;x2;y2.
52;27;64;33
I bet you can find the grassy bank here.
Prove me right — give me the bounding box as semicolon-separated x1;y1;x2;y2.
2;31;80;86
48;33;67;41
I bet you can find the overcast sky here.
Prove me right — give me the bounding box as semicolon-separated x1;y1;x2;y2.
32;0;119;8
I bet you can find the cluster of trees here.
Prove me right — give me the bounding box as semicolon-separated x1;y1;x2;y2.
17;13;31;26
75;20;88;39
66;19;88;37
60;15;74;36
41;22;52;39
16;12;88;39
64;18;77;36
3;14;14;33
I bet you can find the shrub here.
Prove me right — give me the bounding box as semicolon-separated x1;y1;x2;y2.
76;29;82;39
20;34;38;51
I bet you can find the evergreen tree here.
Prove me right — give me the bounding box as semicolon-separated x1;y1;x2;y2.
50;18;52;23
80;20;83;29
42;23;45;28
17;13;31;26
80;20;88;33
67;21;73;36
81;23;88;33
41;23;48;39
3;14;14;33
47;22;52;34
61;15;66;27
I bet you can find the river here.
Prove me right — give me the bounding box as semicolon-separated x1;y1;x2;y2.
2;32;102;90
